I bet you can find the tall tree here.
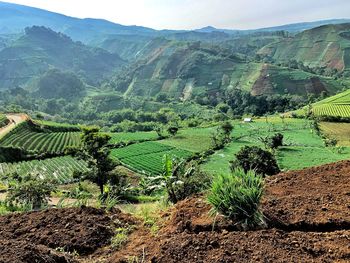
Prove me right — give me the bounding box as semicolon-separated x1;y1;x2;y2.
79;127;116;195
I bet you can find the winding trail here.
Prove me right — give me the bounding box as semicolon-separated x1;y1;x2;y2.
0;113;28;140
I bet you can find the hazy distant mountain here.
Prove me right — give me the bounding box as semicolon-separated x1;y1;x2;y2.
196;19;350;34
1;0;350;45
0;1;156;43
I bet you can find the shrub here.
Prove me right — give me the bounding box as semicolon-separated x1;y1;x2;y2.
162;156;211;204
5;172;57;210
167;126;179;136
208;168;265;230
232;146;280;176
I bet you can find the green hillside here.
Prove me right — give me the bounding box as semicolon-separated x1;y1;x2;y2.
293;89;350;118
0;26;125;90
0;120;81;155
258;23;350;75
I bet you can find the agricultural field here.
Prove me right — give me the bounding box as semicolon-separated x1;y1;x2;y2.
158;126;216;152
294;88;350;117
33;119;80;130
0;156;89;184
110;141;192;175
108;131;158;144
320;122;350;146
202;117;350;174
0;122;81;154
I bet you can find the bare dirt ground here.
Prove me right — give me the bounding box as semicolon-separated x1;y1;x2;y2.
1;160;350;262
112;160;350;262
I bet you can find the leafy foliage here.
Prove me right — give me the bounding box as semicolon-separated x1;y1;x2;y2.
231;146;280;176
5;172;57;210
162;155;211;204
78;127;117;195
208;168;265;230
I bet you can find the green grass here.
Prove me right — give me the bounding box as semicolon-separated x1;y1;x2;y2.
158;127;216;153
108;131;158;144
202;117;350;173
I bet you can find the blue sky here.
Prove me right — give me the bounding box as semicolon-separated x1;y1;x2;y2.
3;0;350;30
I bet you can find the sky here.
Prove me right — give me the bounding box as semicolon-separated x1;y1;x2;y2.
3;0;350;30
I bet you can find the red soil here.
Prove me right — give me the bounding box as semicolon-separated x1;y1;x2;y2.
1;160;350;262
113;160;350;262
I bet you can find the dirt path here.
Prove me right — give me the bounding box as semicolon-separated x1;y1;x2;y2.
0;113;28;140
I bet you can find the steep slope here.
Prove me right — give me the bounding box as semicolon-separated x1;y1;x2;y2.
250;64;348;96
258;23;350;75
113;40;246;100
0;26;125;90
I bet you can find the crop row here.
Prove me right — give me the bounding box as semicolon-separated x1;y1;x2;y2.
111;141;174;159
0;156;89;184
111;141;192;175
0;127;81;154
313;104;350;118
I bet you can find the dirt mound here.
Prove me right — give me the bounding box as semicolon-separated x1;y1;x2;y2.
0;206;135;263
147;160;350;262
0;240;74;263
263;160;350;230
152;229;350;263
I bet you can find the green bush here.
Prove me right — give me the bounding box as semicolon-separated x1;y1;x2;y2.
232;146;280;176
6;172;57;210
208;168;265;230
163;156;211;204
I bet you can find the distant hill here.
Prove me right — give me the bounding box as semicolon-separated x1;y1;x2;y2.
110;38;348;101
0;26;125;90
195;19;350;34
0;1;156;43
258;23;350;75
1;1;349;45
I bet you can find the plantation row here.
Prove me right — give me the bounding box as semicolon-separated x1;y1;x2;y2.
111;141;192;175
0;126;81;154
312;104;350;118
0;156;89;184
108;131;158;144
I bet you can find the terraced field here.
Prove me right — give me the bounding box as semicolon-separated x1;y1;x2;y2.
295;89;350;117
108;131;158;144
0;122;81;154
111;141;192;175
0;156;89;184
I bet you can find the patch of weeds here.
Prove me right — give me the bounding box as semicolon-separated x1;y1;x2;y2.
111;226;134;250
55;247;79;258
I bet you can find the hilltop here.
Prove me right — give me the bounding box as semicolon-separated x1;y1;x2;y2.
0;26;125;90
258;23;350;75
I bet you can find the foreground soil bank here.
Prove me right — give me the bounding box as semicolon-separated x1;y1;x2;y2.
1;160;350;262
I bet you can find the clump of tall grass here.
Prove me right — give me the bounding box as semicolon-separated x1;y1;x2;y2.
207;168;265;230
